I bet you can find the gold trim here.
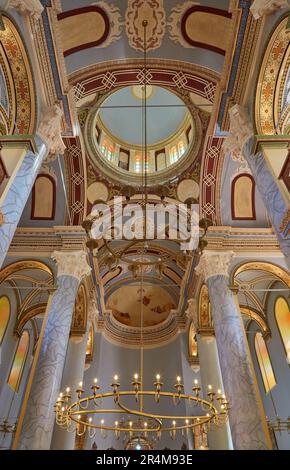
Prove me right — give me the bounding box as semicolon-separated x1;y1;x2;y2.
15;303;47;338
0;260;54;285
232;261;290;289
255;16;289;135
240;305;270;336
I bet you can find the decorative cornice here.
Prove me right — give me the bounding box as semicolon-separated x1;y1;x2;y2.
195;251;235;281
6;0;44;20
206;226;281;252
98;311;186;349
51;250;91;281
0;136;37;154
8;226;88;257
38;104;66;157
250;0;289;20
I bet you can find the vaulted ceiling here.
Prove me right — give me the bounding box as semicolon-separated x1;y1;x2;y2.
16;0;284;345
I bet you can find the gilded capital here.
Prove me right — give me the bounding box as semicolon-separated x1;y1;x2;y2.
250;0;289;20
223;105;254;159
52;251;91;281
38;104;66;157
6;0;44;20
195;251;235;281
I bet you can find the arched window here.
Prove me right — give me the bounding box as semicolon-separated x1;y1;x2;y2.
8;330;30;392
275;296;290;360
231;174;256;220
254;332;276;394
101;139;115;161
31;174;56;220
134;155;141;173
178;141;185;157
0;295;10;344
170;146;178;164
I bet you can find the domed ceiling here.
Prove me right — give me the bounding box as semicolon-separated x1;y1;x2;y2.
98;85;188;146
106;284;176;327
85;84;199;186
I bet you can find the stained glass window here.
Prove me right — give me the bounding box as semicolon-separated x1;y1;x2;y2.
275;296;290;360
8;330;29;392
135;155;141;173
101;139;115;161
170;146;178;163
178;141;185;157
0;296;10;344
254;332;276;393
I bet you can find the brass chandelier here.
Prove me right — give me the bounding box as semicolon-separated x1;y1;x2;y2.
55;376;230;443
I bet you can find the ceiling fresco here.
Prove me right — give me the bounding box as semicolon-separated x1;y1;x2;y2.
57;0;231;75
106;284;176;327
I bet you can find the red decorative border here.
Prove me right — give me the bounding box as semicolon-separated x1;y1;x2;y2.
201;136;224;223
58;6;110;57
181;6;232;55
68;65;218;225
73;66;217;104
231;173;256;221
31;174;56;221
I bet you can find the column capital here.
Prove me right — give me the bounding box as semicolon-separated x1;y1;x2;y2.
37;104;65;157
250;0;289;20
5;0;44;20
223;105;254;159
52;251;91;281
195;251;235;281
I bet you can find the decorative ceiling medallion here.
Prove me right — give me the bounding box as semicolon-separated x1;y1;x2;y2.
57;2;122;56
125;0;166;52
168;3;231;55
255;16;290;135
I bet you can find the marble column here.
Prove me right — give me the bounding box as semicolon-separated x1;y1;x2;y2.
224;105;290;268
196;251;272;450
243;137;290;265
0;104;65;269
0;137;47;268
18;251;91;450
50;329;90;450
196;333;233;450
